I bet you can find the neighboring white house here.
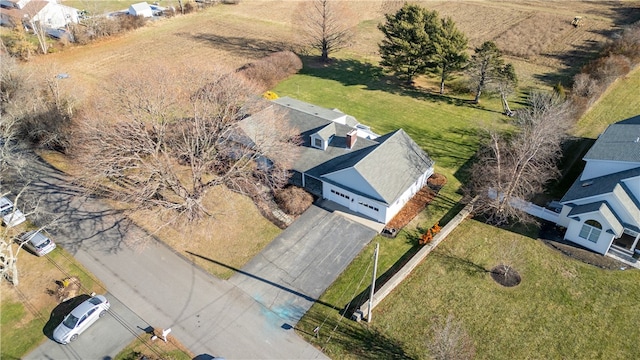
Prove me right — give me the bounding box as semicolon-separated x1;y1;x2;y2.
0;0;78;29
241;97;435;224
555;115;640;255
128;2;153;18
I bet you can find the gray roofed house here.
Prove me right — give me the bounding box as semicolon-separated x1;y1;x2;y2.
242;96;434;224
555;115;640;255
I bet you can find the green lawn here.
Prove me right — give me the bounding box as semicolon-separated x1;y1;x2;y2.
275;59;507;173
282;58;640;358
297;220;640;360
574;66;640;138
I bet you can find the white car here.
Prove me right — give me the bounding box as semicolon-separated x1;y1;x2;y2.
0;196;26;227
17;230;56;256
53;295;110;344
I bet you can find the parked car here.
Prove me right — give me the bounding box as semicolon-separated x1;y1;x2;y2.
0;196;26;227
16;230;56;256
53;295;110;344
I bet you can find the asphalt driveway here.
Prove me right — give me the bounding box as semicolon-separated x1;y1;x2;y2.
229;204;378;326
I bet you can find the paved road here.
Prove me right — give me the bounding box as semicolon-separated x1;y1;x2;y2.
11;158;326;359
230;205;377;326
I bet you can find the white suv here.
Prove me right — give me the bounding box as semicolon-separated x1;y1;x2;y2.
0;196;26;227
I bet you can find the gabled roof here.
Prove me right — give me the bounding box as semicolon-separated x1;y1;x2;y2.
567;201;624;236
265;97;434;204
324;129;433;204
561;167;640;203
584;115;640;163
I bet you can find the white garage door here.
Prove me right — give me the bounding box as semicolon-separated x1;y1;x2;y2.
328;188;352;208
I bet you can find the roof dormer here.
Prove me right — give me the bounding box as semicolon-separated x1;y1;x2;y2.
311;123;336;151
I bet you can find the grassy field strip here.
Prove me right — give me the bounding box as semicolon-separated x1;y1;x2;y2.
575;66;640;138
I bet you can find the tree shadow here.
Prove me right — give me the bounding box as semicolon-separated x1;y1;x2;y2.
176;32;291;61
298;56;501;114
430;247;490;277
3;150;141;256
299;310;414;360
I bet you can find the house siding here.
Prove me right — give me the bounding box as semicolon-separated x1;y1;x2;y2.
564;214;615;254
383;167;433;223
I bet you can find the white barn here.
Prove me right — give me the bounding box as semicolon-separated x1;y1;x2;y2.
128;2;153;18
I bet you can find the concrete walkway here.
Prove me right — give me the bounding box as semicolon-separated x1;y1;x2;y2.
230;205;377;326
13;158;327;359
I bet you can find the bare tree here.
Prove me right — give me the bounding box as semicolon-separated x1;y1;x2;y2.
74;65;300;222
294;0;356;63
466;92;574;225
427;313;476;360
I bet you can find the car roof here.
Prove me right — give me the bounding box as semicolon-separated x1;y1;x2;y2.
70;295;107;316
23;231;49;245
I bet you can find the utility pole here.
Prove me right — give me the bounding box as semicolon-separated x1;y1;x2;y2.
367;242;379;323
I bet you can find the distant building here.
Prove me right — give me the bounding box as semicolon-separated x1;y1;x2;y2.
0;0;79;29
128;2;153;18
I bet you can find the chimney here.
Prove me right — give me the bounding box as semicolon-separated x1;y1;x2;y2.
346;129;357;149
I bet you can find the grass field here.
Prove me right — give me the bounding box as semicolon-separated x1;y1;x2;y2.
574;66;640;138
13;1;640;359
297;219;640;359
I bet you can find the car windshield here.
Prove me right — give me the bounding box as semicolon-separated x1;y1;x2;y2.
88;297;103;305
0;205;12;216
63;314;79;329
35;239;51;249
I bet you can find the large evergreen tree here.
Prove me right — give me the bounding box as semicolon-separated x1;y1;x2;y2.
378;4;440;85
467;41;505;103
432;17;468;94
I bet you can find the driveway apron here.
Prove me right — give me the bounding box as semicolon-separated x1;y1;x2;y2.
229;205;377;326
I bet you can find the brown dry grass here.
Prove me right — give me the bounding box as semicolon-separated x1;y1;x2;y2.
127;186;281;279
22;0;640;277
0;240;104;329
27;1;636;103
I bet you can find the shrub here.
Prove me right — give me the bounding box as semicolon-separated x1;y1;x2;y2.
419;229;433;245
263;91;279;100
427;173;447;188
183;2;196;14
553;82;566;100
117;15;148;31
275;186;313;216
236;51;303;91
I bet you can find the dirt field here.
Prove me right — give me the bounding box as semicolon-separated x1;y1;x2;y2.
29;1;640;101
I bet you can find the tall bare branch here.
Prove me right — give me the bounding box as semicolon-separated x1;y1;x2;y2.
466;92;574;225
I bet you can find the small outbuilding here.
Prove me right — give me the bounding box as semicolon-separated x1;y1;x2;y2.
129;2;153;18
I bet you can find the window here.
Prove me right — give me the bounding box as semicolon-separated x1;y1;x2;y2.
313;138;322;148
579;220;602;243
358;201;379;212
330;189;350;200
